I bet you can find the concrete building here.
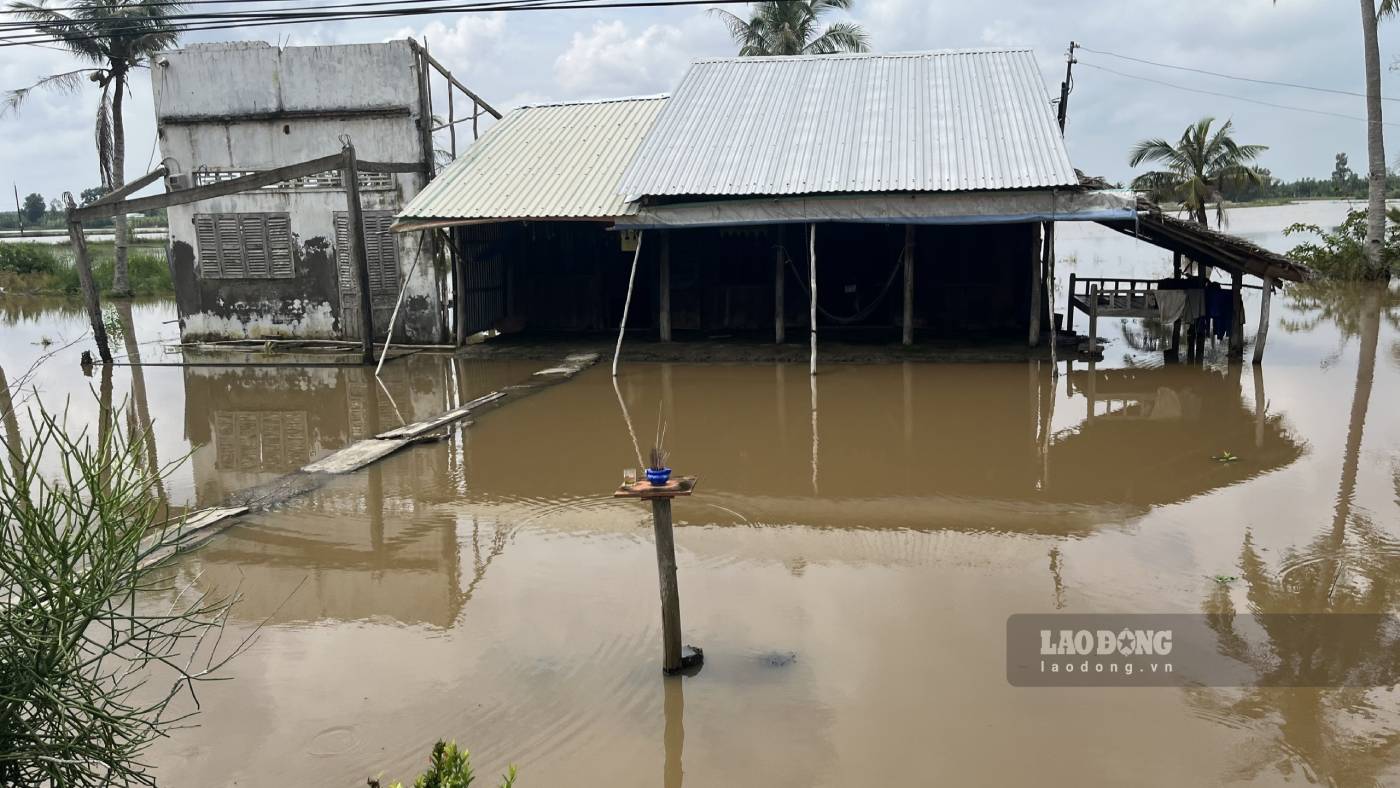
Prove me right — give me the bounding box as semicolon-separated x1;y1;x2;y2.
153;40;444;342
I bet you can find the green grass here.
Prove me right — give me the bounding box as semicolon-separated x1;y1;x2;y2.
0;241;172;295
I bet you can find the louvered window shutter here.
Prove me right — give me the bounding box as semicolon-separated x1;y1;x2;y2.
194;214;220;278
267;214;293;278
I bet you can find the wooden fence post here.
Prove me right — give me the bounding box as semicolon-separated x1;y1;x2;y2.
341;144;376;365
659;231;671;342
64;200;111;364
902;224;915;346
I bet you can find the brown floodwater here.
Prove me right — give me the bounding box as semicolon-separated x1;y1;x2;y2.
3;201;1400;786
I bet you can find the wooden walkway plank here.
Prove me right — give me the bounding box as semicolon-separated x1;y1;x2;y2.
375;391;506;440
302;438;411;473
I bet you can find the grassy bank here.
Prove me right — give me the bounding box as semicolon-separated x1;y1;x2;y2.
0;241;172;295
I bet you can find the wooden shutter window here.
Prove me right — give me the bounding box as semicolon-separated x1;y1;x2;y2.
334;211;400;296
193;212;295;279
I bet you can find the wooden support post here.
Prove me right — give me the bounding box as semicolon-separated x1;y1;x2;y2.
1252;276;1273;365
615;477;701;674
1066;272;1077;334
341;144;376;365
902;224;915;346
1229;271;1245;361
449;229;467;347
1170;251;1183;358
809;223;817;376
447;80;457;159
1087;284;1099;355
417;43;435;180
774;231;785;344
659;231;671;342
1028;223;1042;348
651;497;683;672
612;231;644;377
65;207;111;364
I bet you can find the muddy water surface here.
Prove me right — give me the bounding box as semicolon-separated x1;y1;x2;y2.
3;202;1400;786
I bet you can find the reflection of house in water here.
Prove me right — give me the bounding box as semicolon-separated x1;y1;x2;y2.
457;363;1303;533
179;355;530;627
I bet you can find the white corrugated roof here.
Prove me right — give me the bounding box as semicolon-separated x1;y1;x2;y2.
617;50;1077;198
398;95;667;223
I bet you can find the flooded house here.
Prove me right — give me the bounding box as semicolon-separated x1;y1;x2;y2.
152;40;447;343
399;48;1310;361
397;49;1138;348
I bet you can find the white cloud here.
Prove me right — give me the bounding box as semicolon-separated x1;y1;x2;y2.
391;12;507;74
553;17;714;97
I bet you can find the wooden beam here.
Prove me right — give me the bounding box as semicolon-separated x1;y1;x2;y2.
774;229;785;344
1028;223;1042;348
416;44;435;180
86;165;168;209
1253;276;1273;364
658;231;671;342
809;223;817;376
407;38;503;119
342;144;376;365
1170;251;1183;358
357;160;423;174
902;224;915;346
1065;272;1076;334
1087;284;1099;357
1229;271;1245;361
612;231;644;377
64;204;111;364
75;152;344;220
447;77;457;159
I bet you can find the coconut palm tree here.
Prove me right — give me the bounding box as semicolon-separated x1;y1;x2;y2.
709;0;868;57
4;0;185;296
1128;117;1267;228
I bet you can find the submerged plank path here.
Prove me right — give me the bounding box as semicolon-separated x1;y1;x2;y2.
144;353;600;568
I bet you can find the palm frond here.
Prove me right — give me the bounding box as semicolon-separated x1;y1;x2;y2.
1128;138;1182;168
803;21;869;54
2;69;97;116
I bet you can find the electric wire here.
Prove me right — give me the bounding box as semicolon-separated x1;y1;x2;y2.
1079;61;1400;127
1078;44;1400;103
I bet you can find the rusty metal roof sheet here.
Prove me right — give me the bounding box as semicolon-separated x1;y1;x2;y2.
398;95;666;224
617;49;1077;198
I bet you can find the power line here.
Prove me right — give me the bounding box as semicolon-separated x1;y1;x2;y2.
0;0;559;32
1078;44;1400;103
1079;61;1400;127
0;0;757;47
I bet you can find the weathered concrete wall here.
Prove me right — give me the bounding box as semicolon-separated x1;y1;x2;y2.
153;40;445;342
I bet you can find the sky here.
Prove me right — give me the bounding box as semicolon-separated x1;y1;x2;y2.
1;0;1397;202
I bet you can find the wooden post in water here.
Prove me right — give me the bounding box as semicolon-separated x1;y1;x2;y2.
774;230;785;344
1252;276;1273;365
1028;223;1042;348
659;231;672;342
809;224;817;376
615;476;702;674
1228;271;1245;361
612;231;644;377
902;224;915;346
64;199;111;364
1170;251;1182;358
1065;272;1076;335
1087;284;1099;358
341;144;376;365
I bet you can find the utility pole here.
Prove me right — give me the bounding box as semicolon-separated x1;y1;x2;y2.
1057;41;1078;133
13;184;23;237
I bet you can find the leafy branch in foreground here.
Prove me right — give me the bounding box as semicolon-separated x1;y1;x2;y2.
0;406;244;787
371;740;518;788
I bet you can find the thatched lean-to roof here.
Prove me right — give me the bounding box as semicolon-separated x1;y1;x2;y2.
1092;194;1312;283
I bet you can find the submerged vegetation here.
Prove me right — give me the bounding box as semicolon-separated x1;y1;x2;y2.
0;242;172;295
0;406;240;787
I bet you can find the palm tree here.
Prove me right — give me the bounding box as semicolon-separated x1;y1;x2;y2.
4;0;185;296
709;0;868;57
1128;117;1267;228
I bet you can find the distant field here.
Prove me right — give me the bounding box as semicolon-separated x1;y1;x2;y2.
0;240;172;295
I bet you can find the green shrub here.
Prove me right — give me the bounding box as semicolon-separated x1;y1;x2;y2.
1285;208;1400;280
374;741;517;788
0;243;60;275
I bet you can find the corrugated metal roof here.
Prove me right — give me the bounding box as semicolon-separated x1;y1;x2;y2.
398;95;666;223
617;49;1077;198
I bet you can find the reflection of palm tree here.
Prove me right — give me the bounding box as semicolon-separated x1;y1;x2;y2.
115;302;166;507
1188;284;1400;785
